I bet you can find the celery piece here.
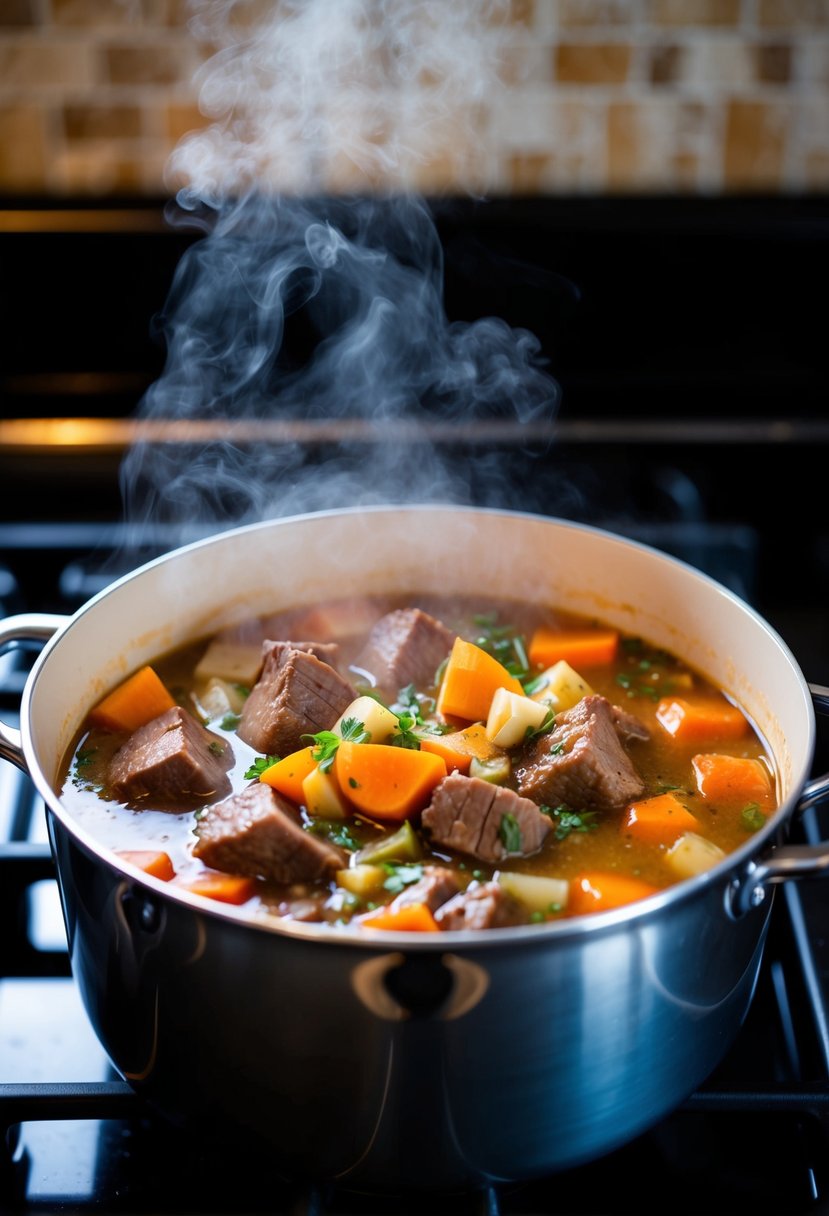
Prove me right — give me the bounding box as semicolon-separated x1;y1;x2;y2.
470;755;511;785
355;819;423;866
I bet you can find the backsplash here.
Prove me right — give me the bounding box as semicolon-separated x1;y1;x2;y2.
0;0;827;196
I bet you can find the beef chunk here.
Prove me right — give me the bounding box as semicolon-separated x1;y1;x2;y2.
435;881;524;931
515;694;647;811
108;706;233;807
351;608;455;698
237;642;355;756
422;773;551;865
392;865;461;913
193;783;346;882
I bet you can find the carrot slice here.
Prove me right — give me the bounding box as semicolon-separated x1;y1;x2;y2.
180;872;256;905
568;871;658;916
621;793;699;846
417;724;504;774
528;627;619;670
656;696;748;743
259;746;317;803
418;734;472;774
436;638;523;723
334;740;446;821
115;849;175;881
360;901;439;932
692;753;774;808
88;665;176;733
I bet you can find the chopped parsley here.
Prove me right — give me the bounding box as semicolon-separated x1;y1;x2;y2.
741;802;767;833
472;613;531;680
243;754;280;780
394;683;434;721
525;708;556;741
207;740;225;757
382;862;425;894
305;820;360;851
304;717;370;772
542;804;598;840
390;711;421;750
549;741;566;756
220;712;241;731
74;747;96;770
498;812;523;853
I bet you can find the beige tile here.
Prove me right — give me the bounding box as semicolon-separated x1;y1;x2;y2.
0;103;46;189
724;99;791;188
52;0;168;26
556;42;633;84
559;0;637;24
102;42;192;86
165;101;210;142
758;0;829;26
63;104;143;141
649;0;742;24
0;40;94;89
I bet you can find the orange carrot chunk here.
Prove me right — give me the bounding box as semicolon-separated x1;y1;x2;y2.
334;740;447;822
115;850;175;881
655;696;748;743
528;627;619;670
88;665;176;733
692;752;774;808
360;901;439;932
622;793;699;847
180;872;256;905
417;723;504;774
436;637;523;723
259;746;317;803
568;871;658;916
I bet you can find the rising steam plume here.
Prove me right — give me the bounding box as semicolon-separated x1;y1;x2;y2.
121;0;560;533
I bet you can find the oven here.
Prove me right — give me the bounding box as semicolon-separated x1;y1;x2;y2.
1;195;829;1213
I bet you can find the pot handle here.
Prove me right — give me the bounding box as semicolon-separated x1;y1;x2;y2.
0;614;67;772
726;683;829;918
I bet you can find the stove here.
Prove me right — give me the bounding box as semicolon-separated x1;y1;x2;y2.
1;195;829;1212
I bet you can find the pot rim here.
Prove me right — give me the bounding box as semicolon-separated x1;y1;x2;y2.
22;503;816;952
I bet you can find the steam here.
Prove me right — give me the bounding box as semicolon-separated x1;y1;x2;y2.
122;0;560;535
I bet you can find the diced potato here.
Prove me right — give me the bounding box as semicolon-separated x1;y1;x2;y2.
485;688;548;748
665;831;726;879
530;660;593;713
336;864;386;896
469;755;511;785
497;871;569;913
196;677;248;723
194;639;263;685
333;695;399;743
302;766;349;819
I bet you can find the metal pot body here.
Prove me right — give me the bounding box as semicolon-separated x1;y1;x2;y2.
4;507;820;1188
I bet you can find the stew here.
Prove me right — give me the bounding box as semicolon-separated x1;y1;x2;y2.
60;594;776;930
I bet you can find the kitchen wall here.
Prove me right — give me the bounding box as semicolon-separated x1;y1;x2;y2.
0;0;827;196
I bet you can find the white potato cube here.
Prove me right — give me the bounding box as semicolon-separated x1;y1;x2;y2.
194;639;263;685
485;688;548;748
530;660;593;712
497;870;569;913
333;695;399;743
665;831;726;879
336;864;386;896
302;766;349;819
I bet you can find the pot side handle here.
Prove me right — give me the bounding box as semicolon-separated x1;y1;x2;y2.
0;614;67;772
726;683;829;918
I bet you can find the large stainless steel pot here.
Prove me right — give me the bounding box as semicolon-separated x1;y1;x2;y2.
1;506;828;1191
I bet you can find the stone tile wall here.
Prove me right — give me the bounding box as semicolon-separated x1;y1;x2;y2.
0;0;827;196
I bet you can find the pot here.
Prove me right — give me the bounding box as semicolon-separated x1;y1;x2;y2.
1;506;828;1191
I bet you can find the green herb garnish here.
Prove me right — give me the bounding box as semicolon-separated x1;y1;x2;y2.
542;804;598;840
220;712;241;731
498;812;523;853
304;717;370;772
243;754;280;780
390;711;422;750
741;802;767;833
207;740;225;757
473;613;531;680
525;708;556;741
305;820;360;850
382;862;425;894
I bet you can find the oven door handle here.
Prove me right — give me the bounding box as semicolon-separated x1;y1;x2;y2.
0;614;67;772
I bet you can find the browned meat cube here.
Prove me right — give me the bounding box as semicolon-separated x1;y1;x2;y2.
435;881;524;930
422;773;551;865
351;608;455;699
515;694;646;812
108;706;233;808
237;642;355;756
193;783;347;882
392;865;461;914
